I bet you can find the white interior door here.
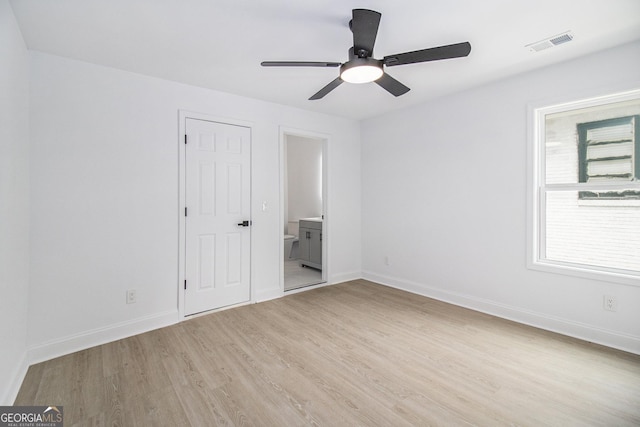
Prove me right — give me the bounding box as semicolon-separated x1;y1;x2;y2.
185;118;251;315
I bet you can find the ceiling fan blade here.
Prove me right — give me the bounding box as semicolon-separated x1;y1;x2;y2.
351;9;381;56
261;61;341;67
383;42;471;66
375;73;410;97
309;77;343;100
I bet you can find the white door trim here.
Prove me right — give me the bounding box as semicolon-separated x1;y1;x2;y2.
279;126;330;292
178;110;255;318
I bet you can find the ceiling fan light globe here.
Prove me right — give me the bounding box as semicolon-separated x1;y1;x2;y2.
341;65;383;83
340;58;383;84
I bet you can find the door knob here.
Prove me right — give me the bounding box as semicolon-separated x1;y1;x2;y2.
237;220;251;227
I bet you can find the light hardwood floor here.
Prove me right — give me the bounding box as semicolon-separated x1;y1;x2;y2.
15;280;640;426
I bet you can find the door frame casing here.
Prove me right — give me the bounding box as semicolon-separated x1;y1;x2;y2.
178;110;255;318
279;126;330;293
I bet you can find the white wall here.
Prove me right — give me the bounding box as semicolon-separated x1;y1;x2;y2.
361;40;640;354
0;0;30;404
27;52;361;362
286;135;323;224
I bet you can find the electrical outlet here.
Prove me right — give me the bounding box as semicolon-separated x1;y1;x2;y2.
384;256;390;266
126;289;137;304
603;295;617;312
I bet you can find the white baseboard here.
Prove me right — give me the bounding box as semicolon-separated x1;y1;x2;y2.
363;271;640;355
2;352;29;405
329;271;361;285
27;310;180;366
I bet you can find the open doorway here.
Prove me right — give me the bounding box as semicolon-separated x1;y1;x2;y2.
281;130;327;291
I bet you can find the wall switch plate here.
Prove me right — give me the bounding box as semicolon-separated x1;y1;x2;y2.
603;295;617;312
126;289;137;304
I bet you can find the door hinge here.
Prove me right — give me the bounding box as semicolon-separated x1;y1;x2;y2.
184;134;188;144
184;280;187;290
185;207;187;217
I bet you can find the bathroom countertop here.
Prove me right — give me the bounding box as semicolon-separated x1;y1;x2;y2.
300;217;322;222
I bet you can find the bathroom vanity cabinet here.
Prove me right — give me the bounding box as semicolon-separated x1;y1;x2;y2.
299;218;322;270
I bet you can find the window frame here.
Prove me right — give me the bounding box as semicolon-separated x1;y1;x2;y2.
528;89;640;286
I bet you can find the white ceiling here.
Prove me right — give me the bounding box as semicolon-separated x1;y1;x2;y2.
9;0;640;120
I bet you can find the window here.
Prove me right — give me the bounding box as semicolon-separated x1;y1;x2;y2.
530;89;640;284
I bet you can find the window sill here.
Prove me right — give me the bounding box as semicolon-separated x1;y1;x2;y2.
528;258;640;287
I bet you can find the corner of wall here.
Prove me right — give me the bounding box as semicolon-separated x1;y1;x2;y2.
0;0;31;405
1;354;29;405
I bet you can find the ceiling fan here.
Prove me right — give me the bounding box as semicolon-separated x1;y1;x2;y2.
261;9;471;100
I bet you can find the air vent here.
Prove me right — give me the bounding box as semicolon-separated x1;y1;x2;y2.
527;31;573;52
